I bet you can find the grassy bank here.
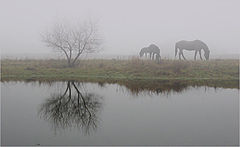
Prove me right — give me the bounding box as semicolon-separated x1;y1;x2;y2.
1;58;239;81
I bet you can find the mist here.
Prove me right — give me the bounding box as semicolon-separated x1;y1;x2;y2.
1;0;239;59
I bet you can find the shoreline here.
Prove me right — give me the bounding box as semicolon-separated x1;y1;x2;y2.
1;59;239;84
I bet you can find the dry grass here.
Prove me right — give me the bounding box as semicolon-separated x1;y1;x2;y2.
1;58;239;81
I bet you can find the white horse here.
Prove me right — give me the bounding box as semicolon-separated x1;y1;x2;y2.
175;40;210;60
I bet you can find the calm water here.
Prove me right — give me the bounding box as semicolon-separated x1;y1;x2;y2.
1;81;239;146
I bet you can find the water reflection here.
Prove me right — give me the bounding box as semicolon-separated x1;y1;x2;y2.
113;79;238;95
2;79;238;96
38;81;102;135
117;80;190;95
1;80;238;145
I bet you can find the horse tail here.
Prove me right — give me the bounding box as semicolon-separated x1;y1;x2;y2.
175;44;178;57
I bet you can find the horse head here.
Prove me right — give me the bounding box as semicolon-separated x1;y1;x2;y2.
139;48;146;57
204;49;210;60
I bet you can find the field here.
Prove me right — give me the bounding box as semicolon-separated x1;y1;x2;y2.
1;58;239;81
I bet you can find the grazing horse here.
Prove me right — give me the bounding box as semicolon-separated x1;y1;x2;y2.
175;40;210;60
139;44;161;60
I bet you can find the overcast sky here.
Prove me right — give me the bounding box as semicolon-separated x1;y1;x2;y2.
0;0;239;58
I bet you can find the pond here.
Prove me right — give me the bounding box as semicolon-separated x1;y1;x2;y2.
1;80;239;146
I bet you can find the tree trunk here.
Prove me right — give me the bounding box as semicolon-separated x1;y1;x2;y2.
68;60;78;68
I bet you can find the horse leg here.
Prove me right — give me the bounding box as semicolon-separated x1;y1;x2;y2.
179;52;181;60
156;55;160;63
152;53;155;60
194;50;197;60
158;54;161;63
181;50;186;60
199;50;203;60
150;52;152;60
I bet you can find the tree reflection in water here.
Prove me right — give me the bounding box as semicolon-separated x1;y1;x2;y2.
38;81;102;135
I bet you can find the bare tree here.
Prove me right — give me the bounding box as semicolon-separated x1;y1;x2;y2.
42;21;102;67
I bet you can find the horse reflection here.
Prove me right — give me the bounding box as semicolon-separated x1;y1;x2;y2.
38;81;102;135
116;80;189;96
115;79;239;96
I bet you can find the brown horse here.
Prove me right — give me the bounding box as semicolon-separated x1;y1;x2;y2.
139;44;161;60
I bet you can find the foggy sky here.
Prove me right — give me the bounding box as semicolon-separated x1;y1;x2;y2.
1;0;239;58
